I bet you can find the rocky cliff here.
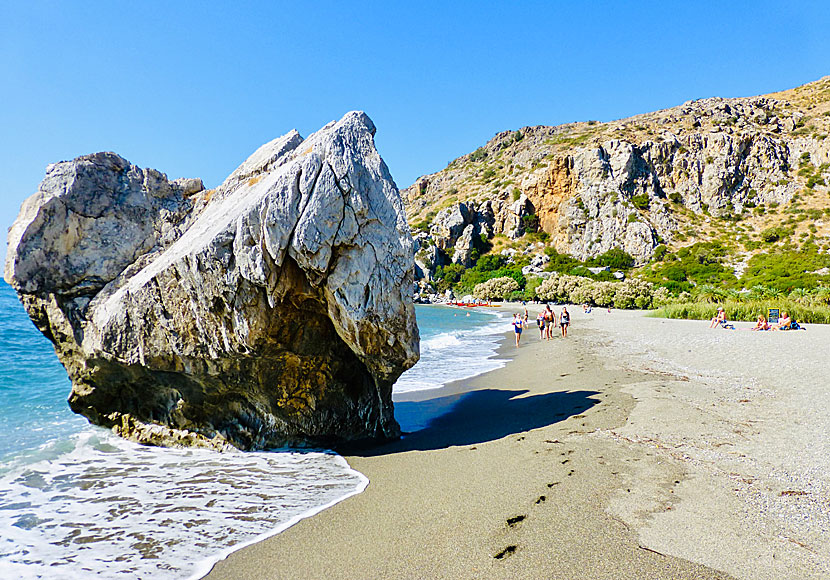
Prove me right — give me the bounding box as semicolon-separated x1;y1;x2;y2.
405;77;830;278
5;111;419;450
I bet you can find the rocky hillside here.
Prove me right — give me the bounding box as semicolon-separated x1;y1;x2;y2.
404;76;830;283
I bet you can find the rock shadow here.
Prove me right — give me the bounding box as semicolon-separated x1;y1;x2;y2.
340;388;599;456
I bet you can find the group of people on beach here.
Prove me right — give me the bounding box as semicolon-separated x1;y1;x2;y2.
512;305;570;346
709;307;803;331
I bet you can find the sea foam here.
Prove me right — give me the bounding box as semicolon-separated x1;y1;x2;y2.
0;428;366;579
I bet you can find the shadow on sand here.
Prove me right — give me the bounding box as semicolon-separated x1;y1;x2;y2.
341;388;599;456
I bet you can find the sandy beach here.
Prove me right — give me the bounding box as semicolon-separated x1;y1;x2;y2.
206;307;830;580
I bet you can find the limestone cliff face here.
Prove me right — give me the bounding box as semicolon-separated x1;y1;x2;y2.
6;111;419;450
524;156;579;245
405;77;830;271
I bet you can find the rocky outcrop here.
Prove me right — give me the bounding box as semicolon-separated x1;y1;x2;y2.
5;111;419;450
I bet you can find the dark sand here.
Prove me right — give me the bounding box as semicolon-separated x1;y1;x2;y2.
206;322;735;580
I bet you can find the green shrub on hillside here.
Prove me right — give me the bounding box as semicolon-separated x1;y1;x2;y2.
590;248;635;270
470;147;487;162
760;227;786;243
543;248;580;273
476;254;505;271
434;263;466;293
740;247;830;291
522;213;539;233
631;194;650;210
642;242;734;290
452;256;528;296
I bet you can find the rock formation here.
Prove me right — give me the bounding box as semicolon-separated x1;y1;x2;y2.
405;76;830;278
5;111;419;450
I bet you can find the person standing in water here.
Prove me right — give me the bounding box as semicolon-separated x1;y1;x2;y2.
560;306;570;337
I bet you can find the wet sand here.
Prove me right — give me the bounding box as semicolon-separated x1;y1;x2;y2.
207;307;791;579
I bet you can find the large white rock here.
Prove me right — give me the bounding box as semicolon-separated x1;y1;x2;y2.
5;111;419;450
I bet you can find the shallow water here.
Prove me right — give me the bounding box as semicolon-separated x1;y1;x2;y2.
395;304;506;394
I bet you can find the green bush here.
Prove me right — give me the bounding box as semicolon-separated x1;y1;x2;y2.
434;263;465;292
476;254;505;272
760;227;786;243
641;242;735;289
470;147;487;162
631;194;650;210
544;248;580;273
522;214;539;233
807;176;826;189
473;276;519;301
652;244;668;261
740;248;830;291
591;248;635;270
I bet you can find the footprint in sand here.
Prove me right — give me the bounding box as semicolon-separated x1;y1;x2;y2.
494;545;517;559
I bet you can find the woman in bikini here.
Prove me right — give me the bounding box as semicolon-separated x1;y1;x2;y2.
513;312;525;347
560;306;570;337
544;304;555;340
751;315;769;331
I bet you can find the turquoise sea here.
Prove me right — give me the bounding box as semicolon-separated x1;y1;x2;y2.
0;283;506;578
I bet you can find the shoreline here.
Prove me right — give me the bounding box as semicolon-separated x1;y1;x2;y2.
186;453;369;580
205;308;736;579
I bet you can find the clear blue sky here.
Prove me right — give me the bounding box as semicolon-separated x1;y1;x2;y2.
2;1;829;241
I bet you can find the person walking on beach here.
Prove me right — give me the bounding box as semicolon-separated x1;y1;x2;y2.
544;304;555;340
560;306;570;337
536;310;546;339
513;312;526;347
